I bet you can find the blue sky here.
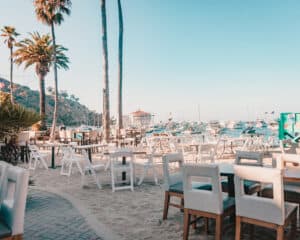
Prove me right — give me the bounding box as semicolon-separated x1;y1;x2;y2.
1;0;300;122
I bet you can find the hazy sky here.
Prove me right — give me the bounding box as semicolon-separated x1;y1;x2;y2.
1;0;300;122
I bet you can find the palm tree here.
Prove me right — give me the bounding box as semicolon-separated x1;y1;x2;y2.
34;0;71;141
117;0;124;138
13;32;69;130
101;0;110;142
0;26;20;104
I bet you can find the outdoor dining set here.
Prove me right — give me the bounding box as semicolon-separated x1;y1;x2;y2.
7;130;300;240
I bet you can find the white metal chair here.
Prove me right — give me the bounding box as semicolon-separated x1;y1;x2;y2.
0;166;29;239
81;149;104;189
60;146;83;177
110;149;135;192
234;165;298;240
182;164;235;240
28;145;49;170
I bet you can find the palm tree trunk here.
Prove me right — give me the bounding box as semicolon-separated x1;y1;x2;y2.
101;0;110;143
50;22;59;142
10;46;14;104
38;73;46;130
117;0;124;138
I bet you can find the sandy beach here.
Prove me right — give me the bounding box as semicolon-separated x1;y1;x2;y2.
25;153;298;240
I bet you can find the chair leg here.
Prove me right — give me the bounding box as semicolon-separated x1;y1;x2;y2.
180;198;184;212
291;211;297;240
249;223;254;240
215;215;222;240
204;217;209;234
183;209;190;240
163;191;170;220
276;226;284;240
235;216;241;240
192;215;197;229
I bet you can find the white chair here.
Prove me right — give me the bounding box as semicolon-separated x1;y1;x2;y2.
182;164;235;240
60;146;83;177
196;142;217;163
162;153;212;220
137;152;160;186
81;149;104;189
0;166;29;239
234;151;263;195
28;145;49;170
110;149;135;192
0;162;8;204
263;153;300;224
234;165;298;240
17;132;30;146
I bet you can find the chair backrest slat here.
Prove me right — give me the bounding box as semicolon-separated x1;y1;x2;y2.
234;165;284;225
183;164;223;214
162;153;183;190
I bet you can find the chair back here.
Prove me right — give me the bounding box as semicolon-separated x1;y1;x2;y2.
81;149;93;169
183;164;223;214
162;153;184;191
17;132;30;146
0;162;8;204
234;165;284;225
109;149;134;166
235;151;263;166
0;166;29;236
61;146;74;161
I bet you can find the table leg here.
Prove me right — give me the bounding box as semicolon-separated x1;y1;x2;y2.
227;175;235;197
88;149;92;162
20;146;24;162
51;146;55;169
122;156;126;181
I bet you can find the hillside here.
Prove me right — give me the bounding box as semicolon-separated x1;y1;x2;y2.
0;77;102;127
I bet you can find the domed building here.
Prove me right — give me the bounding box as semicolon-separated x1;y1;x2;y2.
131;110;152;127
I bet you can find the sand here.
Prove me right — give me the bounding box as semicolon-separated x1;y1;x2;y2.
26;152;298;240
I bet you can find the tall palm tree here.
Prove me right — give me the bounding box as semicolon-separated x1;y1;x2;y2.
117;0;124;138
13;32;69;130
34;0;71;141
101;0;110;142
0;26;20;104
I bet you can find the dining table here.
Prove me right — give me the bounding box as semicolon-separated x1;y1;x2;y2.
218;162;300;198
40;143;70;168
73;144;108;162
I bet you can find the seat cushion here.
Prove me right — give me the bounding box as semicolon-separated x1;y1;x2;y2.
221;180;260;194
244;180;261;194
262;183;300;204
169;182;212;194
223;197;235;210
0;220;11;238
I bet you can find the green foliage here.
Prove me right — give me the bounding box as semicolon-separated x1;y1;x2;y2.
0;78;102;127
14;32;69;74
34;0;72;26
0;26;19;49
0;92;40;141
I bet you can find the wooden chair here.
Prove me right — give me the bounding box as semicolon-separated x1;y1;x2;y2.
234;151;263;195
234;165;297;240
0;166;29;240
162;153;211;220
182;164;235;240
262;153;300;222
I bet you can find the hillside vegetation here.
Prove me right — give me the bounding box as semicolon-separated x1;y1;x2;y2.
0;77;101;127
